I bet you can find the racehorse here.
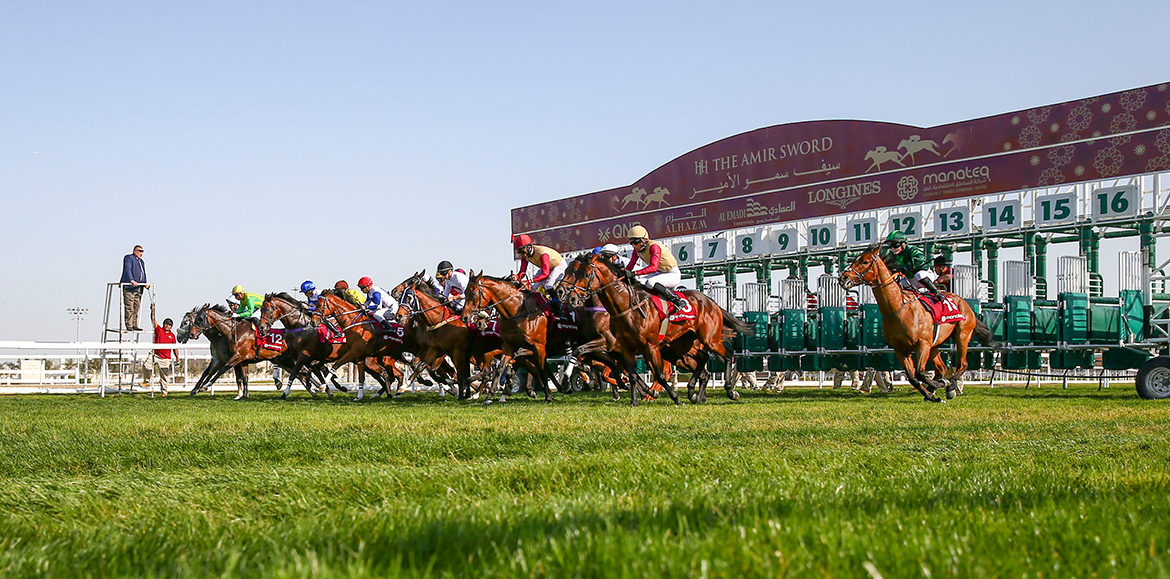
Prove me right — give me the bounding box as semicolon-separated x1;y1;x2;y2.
839;243;996;402
176;304;272;400
312;290;405;400
556;253;753;406
257;292;377;399
392;271;501;398
459;272;576;403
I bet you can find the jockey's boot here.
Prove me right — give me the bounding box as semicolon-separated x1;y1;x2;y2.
920;277;943;299
653;283;687;311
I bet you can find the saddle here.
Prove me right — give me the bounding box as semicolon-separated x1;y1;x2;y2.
256;329;286;352
894;275;965;324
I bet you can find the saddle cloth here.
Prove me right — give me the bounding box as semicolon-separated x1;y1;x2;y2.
380;320;407;344
649;292;697;322
475;320;501;338
918;293;967;324
316;324;346;344
531;292;578;331
257;329;286;352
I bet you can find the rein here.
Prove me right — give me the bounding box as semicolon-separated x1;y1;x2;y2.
399;279;460;330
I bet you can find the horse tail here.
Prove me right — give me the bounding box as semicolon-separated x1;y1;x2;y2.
973;318;997;347
721;308;754;338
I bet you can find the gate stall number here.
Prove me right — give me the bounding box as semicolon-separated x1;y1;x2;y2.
736;229;767;258
808;223;836;250
935;205;971;236
1035;191;1078;225
769;227;798;255
701;237;728;261
983;199;1021;231
847;217;879;246
672;241;697;266
888;212;923;240
1091;184;1138;220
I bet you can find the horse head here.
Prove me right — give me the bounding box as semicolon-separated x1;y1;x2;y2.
459;270;485;326
840;243;887;290
176;306;201;343
557;253;610;309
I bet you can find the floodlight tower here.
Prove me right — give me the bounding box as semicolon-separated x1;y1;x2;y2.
67;307;88;342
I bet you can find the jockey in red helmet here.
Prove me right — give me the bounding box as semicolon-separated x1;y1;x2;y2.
513;234;566;295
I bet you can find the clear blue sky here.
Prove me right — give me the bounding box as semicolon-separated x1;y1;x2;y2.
3;1;1168;340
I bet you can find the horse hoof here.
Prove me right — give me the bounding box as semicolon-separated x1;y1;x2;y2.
925;396;943;403
482;399;493;406
945;387;957;400
728;391;741;401
527;392;536;399
689;393;698;403
279;393;288;400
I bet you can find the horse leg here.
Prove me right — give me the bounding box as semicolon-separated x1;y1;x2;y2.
910;342;942;403
189;360;220;396
948;323;973;398
644;347;679;405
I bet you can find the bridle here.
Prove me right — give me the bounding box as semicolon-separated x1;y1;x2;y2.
559;257;647;320
316;293;378;332
397;276;459;330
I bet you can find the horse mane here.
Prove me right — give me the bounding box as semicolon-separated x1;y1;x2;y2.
321;288;363;306
208;304;232;315
478;273;523;289
409;274;443;300
269;292;313;315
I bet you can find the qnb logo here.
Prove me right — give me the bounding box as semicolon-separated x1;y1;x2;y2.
924;165;992;185
896;175;919;201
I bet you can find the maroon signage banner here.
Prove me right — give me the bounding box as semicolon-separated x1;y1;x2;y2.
513;82;1170;250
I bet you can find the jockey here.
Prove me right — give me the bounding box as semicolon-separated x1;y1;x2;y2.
593;243;623;265
513;234;567;295
333;280;367;306
435;260;469;312
357;276;399;323
933;255;953;293
884;231;942;297
230;285;264;319
625;225;687;309
299;280;321;310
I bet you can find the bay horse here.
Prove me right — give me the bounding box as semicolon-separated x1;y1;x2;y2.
839;243;995;402
556;253;753;406
459;272;578;403
258;292;384;399
312;290;410;400
392;271;501;398
176;304;274;400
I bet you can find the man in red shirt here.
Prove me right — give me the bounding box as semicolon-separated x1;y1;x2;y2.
149;303;177;396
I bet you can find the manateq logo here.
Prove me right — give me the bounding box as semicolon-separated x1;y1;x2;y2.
924;165;991;187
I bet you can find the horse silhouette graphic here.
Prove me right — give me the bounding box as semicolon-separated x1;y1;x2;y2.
864;146;906;172
897;135;942;164
619;187;648;210
644;187;671;208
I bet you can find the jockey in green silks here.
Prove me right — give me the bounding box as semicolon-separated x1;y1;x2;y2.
230;285;265;318
884;231;942;297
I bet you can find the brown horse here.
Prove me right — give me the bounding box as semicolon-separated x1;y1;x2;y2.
258;292;386;399
176;304;277;400
312;290;402;400
460;273;578;403
556;253;753;406
392;271;501;398
839;243;995;402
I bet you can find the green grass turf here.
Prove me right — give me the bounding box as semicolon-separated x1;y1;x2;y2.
0;385;1167;578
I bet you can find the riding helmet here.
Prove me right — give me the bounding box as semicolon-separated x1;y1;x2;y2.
885;230;907;246
512;234;533;249
934;255;951;266
437;261;454;274
627;225;648;240
300;280;316;293
358;276;373;288
231;284;245;294
335;280;349;289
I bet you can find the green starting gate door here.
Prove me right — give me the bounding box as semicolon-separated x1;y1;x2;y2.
770;278;807;372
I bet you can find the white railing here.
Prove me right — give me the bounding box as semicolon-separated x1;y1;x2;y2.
0;341;211;393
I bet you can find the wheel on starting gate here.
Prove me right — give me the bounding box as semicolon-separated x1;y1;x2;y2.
569;368;589;392
1135;356;1170;400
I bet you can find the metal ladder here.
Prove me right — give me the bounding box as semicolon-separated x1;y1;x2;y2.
99;282;156;396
